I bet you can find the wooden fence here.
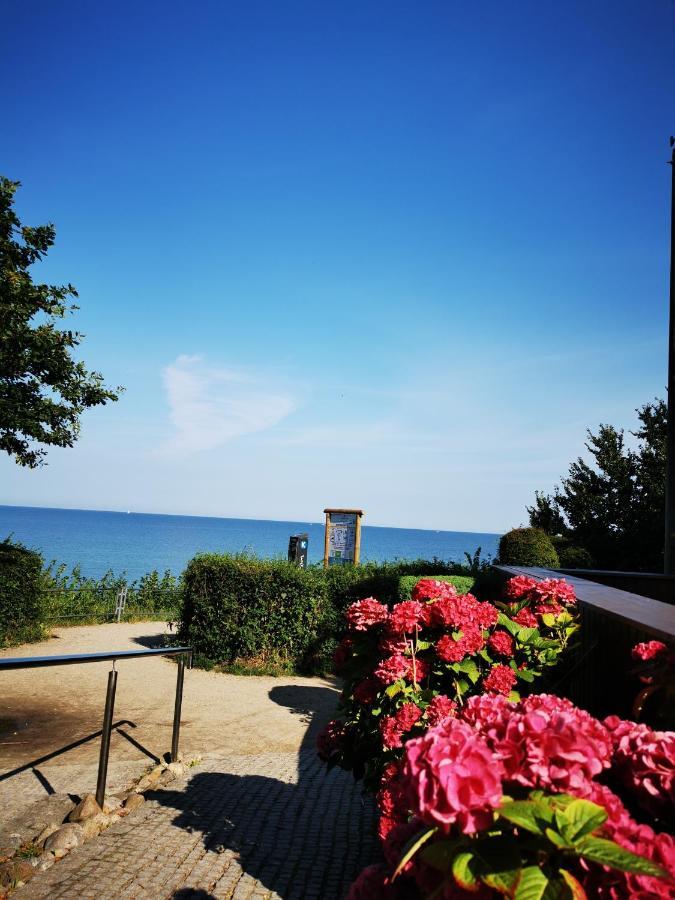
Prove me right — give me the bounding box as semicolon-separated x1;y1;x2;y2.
494;565;675;718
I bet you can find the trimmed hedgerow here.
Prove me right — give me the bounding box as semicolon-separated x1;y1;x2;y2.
178;554;478;675
498;527;560;568
0;538;45;647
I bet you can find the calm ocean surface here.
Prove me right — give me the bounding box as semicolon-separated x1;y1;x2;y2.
0;505;501;581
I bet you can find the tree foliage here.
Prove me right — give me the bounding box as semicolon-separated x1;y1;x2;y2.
0;177;121;467
528;400;666;571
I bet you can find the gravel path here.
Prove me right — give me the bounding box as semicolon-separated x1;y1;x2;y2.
0;623;378;898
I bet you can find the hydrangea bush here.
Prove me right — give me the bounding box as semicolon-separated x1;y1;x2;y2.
317;576;579;796
348;694;675;898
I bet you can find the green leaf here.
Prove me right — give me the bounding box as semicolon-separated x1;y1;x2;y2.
560;799;607;841
516;667;535;683
385;680;404;698
472;835;522;894
451;851;478;889
513;866;557;900
392;826;438;879
541;613;556;627
559;869;586;899
545;827;571;849
516;627;538;643
458;658;480;684
507;690;521;702
416;639;432;651
499;614;523;637
499;801;546;835
575;836;670;878
420;838;462;872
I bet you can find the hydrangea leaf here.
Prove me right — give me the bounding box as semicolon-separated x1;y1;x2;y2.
392;826;437;879
451;850;478;889
385;680;403;698
574;836;669;878
420;837;462;872
558;799;607;842
512;866;559;900
499;801;546;835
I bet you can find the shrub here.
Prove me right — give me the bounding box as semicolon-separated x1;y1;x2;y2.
317;575;580;799
179;554;328;673
555;540;594;569
346;697;675;898
0;538;45;646
177;553;481;675
498;527;560;568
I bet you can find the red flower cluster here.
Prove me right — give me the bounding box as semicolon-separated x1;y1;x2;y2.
424;694;456;726
483;663;517;695
436;623;485;663
316;719;346;761
380;702;424;749
487;629;514;657
605;715;675;818
505;575;576;608
403;717;504;834
388;600;428;633
461;693;612;793
632;639;668;662
411;579;458;602
346;597;389;631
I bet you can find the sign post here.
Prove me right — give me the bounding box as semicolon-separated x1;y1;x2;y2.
323;508;363;567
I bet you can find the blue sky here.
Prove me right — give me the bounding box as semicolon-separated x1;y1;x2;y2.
1;0;673;531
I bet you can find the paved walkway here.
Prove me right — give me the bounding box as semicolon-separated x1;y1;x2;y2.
1;623;378;898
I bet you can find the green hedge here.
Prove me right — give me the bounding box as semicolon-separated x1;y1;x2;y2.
178;554;478;675
0;538;45;647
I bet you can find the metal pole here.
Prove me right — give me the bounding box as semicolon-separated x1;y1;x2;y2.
96;667;118;808
170;656;185;763
665;137;675;573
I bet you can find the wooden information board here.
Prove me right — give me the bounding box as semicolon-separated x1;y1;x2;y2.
323;508;363;567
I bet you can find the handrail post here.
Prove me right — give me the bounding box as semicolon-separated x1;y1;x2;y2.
171;656;185;762
96;667;118;808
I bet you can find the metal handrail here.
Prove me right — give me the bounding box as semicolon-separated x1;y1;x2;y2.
0;646;192;670
0;646;192;807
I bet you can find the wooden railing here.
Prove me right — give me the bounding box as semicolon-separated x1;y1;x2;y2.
557;568;675;606
493;565;675;717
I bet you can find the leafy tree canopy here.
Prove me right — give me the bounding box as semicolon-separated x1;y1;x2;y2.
527;400;666;572
0;177;122;467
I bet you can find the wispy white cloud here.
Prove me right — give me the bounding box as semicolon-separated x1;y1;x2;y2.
160;355;298;455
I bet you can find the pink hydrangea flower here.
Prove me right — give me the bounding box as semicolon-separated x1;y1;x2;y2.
346;598;389;631
353;676;379;704
504;575;538;599
316;719;346;761
380;716;403;749
632;640;668;662
412;579;457;602
374;654;409;685
389;600;427;633
483;664;517;695
403;718;504;833
512;607;538;628
395;702;423;733
488;629;514;657
425;694;457;726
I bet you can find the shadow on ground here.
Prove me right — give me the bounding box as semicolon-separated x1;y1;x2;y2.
149;685;379;900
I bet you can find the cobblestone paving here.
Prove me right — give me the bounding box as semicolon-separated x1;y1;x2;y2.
17;751;379;900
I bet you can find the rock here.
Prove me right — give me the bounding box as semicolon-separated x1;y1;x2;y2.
34;824;60;846
103;796;123;814
135;765;164;792
43;823;83;853
80;813;111;842
158;769;176;786
68;794;102;822
123;793;145;812
33;852;55;872
167;762;187;778
0;859;35;888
